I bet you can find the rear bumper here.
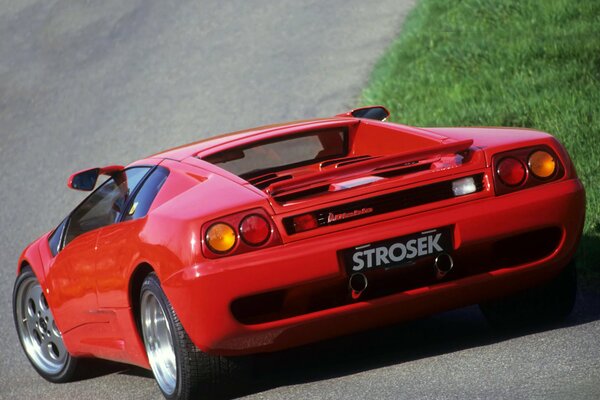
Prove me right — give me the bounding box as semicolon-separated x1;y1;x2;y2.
163;178;585;356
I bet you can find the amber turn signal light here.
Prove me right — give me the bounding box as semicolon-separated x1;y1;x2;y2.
205;223;237;253
528;150;556;179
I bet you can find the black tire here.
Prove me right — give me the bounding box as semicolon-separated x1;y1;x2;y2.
479;259;577;329
139;273;242;400
12;266;79;383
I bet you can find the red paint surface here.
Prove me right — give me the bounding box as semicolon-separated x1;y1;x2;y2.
17;114;585;369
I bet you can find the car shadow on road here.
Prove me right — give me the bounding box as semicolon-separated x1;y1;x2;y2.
73;359;153;382
233;233;600;397
88;251;600;399
214;280;600;399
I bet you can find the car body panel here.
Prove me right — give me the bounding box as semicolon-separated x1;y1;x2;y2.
428;127;577;175
162;177;584;355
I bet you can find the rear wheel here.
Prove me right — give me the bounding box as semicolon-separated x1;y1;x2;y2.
140;273;241;399
479;259;577;329
13;266;79;382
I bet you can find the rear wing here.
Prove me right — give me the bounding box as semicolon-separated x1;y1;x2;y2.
266;138;474;197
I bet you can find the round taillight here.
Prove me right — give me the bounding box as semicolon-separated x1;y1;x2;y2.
528;150;556;179
205;223;236;253
497;157;526;186
239;214;271;246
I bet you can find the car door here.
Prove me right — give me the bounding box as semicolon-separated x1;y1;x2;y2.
46;167;151;333
95;166;170;308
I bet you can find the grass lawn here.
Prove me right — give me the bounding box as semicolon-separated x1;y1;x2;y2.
362;0;599;280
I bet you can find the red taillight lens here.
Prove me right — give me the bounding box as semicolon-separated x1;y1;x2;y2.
292;213;318;233
239;214;271;246
496;157;526;186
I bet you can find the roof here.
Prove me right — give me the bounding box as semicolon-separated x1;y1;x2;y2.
149;118;349;162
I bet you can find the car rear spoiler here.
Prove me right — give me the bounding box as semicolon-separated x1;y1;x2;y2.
266;138;474;197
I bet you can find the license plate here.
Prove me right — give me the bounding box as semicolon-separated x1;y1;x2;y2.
341;227;453;273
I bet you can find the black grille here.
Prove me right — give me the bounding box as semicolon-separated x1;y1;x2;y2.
283;173;485;234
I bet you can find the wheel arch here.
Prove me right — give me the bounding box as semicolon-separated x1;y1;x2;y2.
17;241;47;288
18;260;30;274
129;262;156;342
17;236;47;277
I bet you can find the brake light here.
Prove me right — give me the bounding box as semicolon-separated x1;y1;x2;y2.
239;214;271;246
496;157;526;186
291;213;318;233
201;208;282;258
493;146;563;195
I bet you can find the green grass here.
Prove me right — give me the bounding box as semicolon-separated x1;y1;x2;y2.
362;0;600;280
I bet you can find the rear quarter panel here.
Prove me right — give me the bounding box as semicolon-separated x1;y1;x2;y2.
144;158;275;284
427;127;576;177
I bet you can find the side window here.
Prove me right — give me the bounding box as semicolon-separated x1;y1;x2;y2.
63;167;151;247
123;167;169;221
48;217;67;257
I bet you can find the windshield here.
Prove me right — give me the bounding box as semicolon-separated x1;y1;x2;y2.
203;128;348;179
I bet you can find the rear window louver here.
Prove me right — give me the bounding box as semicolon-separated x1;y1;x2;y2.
282;173;485;234
248;174;293;190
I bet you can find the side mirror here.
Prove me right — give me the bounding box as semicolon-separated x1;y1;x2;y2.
67;165;124;191
337;106;390;121
68;168;100;191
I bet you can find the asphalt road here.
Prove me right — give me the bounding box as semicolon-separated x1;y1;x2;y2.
1;1;599;399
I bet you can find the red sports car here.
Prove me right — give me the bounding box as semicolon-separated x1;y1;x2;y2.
13;106;585;399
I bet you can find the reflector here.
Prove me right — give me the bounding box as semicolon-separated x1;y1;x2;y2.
292;214;318;233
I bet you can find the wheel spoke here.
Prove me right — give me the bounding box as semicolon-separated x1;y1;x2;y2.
26;285;42;318
51;320;61;338
23;312;37;337
40;334;54;361
52;335;67;360
38;290;48;312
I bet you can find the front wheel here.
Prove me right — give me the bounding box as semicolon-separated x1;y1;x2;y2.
479;259;577;329
140;273;240;399
13;266;79;382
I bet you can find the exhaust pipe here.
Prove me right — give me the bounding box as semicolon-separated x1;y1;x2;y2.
349;273;368;299
434;253;454;278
